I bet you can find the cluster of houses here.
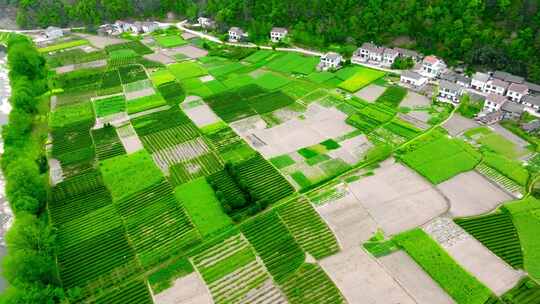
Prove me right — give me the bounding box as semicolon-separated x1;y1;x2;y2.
97;20;160;36
225;25;288;43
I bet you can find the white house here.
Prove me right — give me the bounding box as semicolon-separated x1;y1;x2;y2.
352;42;381;64
394;47;421;62
483;93;507;113
129;21;143;33
456;74;471;88
115;20;131;32
471;72;490;92
438;80;462;103
420;55;446;78
506;83;529;103
501;101;525;120
382;48;399;67
485;79;509;96
400;70;427;87
228;27;246;42
142;22;159;33
45;26;63;39
318;52;342;71
522;95;540;112
270;27;288;42
198;17;216;29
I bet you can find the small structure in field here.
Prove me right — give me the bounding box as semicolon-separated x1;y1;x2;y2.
45;26;63;39
198;17;216;29
483;93;507;113
506;83;529;103
420;55;446;78
400;70;427;87
228;27;247;42
318;52;343;71
270;27;288;42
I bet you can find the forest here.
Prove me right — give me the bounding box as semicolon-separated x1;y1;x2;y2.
5;0;540;83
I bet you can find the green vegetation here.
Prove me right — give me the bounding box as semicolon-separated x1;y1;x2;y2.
50;101;94;128
455;210;523;269
100;150;164;200
397;129;481;184
465;127;528;159
363;230;399;257
94;95;126;117
92;126;126;160
375;85;407;108
174;178;233;237
105;41;153;55
338;68;385;92
457;94;484;118
154;34;187;48
482;152;529;186
394;228;493;304
38;39;89;53
150;69;176;86
169;61;207;80
126;93;167;114
505;197;540;280
270;154;296;169
147;258;193;294
500;277;540;304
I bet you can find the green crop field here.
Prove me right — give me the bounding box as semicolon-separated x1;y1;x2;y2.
394;228;493;304
154;35;187;48
338;67;385;92
94;95;126;117
39;39;89;53
126;94;167;114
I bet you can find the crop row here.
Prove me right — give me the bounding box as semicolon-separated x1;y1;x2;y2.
49;186;113;226
141;124;200;153
455;212;523;268
276;198;340;259
241;211;305;284
94;280;153;304
92;126;126;160
151;137;213;172
476;163;523;195
169;152;223;186
281;263;346;304
131;107;193;136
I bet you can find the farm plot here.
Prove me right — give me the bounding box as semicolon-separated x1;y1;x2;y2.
181;99;221;128
155;34;187;48
99;150;164;200
169;61;208;80
150;137;215;172
191;233;287;304
393;228;493;304
464;127;529;159
281;263;346;304
99;69;123;96
375;85;408;108
93;95;126;117
91;126;126;160
437;171;513;217
500;277;540;304
126;93;167;114
476;163;524;195
50;101;95;129
266;52;319;75
51;122;95;169
108;49;140;67
140;124;200;153
482;152;529;186
105;41;153;55
505;197;540;280
158;81;185;105
45;48;107;68
116;181;201;268
151;69;176;86
397;129;481;184
174;178;233;237
38;39;89;53
204;124;256;163
338;67;386;92
455;210;523;269
131;107;194;136
169;152;223;186
53;67;105;93
117;123;144;154
118;64;148;84
241;211;305;283
94;280;153;304
153;272;213;304
253;72;291;90
276;197;340;259
346;103;396;133
354;84;386;102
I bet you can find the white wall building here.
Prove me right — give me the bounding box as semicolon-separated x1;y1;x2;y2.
506;83;529;103
483;93;507;113
270;27;288;42
228;27;246;42
420;55;446;78
318;52;342;71
485;79;509;96
438;80;462;103
471;72;490;92
400;70;427;87
522;95;540;112
45;26;63;39
382;48;399;67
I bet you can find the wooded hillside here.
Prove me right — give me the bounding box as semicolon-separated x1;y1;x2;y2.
9;0;540;88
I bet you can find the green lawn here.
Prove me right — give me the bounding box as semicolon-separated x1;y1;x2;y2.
168;61;207;80
38;39;89;53
126;94;167;114
174;178;233;237
154;35;187;48
338;67;386;92
150;69;177;86
464;127;528;159
100;150;164;200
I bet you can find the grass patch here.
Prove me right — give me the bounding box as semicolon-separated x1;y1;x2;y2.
99;150;163;200
174;178;233;237
169;61;207;80
338;67;386;92
39;39;89;53
50;101;94;129
150;69;176;86
126;94;167;114
94;95;126;117
375;85;408;108
270;154;296;169
154;35;187;48
254;72;291;90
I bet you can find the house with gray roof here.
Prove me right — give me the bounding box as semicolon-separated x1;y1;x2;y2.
483;93;507;113
506;83;529;102
394;47;421;61
522;95;540;112
382;48;399;67
400;70;427;87
485;78;509;96
352;42;384;64
270;27;288;42
45;26;63;39
493;71;524;84
438;80;463;103
526;82;540;94
456;74;471;88
228;27;247;42
471;72;490;92
501;101;525;120
318;52;343;71
478;111;504;125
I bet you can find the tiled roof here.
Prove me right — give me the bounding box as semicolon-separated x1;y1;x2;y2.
402;70;423;80
508;83;529;94
486;93;507;105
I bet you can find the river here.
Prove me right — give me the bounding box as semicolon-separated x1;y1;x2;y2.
0;45;13;292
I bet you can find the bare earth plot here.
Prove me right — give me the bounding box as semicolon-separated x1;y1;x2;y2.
379;251;455;304
242;104;355;158
153;272;213;304
144;52;176;65
491;123;530;149
400;91;431;108
347;159;448;235
399;112;430;130
315;190;378;250
320;247;415;304
117;123;144;154
354;84;386;102
164;45;208;59
436;171;513;217
424;217;523;295
76;33;125;49
442;114;480;136
181;101;221;128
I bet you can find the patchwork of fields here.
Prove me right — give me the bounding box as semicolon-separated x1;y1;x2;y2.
37;28;540;304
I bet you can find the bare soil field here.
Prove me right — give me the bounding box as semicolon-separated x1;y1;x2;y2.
436;171;512;217
354;84;386;102
117;123;144;154
182;102;221;128
379;251;455;304
76;33;125;49
442;114;479;136
424;217;523;296
153;272;213;304
347;159;448;235
400;91;431;108
164;45;208;59
144;52;176;65
320;247;416;304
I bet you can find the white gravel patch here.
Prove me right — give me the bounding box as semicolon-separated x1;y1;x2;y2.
347;159;448;235
400;91;431;108
320;248;415;304
424;217;524;296
153;272;213;304
354;84;386;102
199;75;214;83
48;158;64;185
380;251;456;304
436;171;513;217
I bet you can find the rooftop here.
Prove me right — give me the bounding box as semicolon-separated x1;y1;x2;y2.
489;78;509;89
402;70;423;80
229;27;244;34
439;79;461;92
508;83;529;94
493;71;524;84
323;52;341;60
361;42;384;54
526;81;540;93
271;27;288;34
394;47;420;58
486;93;507;105
501;101;525;113
472;72;490;82
523;95;540;106
423;55;441;65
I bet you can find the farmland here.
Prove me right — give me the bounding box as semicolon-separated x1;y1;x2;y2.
15;25;540;304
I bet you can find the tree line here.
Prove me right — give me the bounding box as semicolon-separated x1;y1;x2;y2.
0;34;64;303
9;0;540;83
